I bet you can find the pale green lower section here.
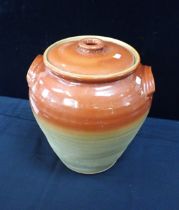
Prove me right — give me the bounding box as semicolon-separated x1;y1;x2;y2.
35;115;147;174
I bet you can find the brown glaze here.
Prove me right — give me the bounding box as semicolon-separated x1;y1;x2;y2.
27;55;44;88
27;36;155;132
28;64;154;132
47;39;134;75
44;36;139;82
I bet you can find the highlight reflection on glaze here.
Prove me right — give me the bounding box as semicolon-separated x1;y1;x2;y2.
28;62;154;132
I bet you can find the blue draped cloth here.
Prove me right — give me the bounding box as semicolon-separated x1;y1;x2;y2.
0;96;179;210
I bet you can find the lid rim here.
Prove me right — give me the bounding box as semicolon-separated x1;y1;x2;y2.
43;35;140;82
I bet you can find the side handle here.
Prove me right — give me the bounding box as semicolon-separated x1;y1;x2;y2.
142;65;155;97
26;55;44;88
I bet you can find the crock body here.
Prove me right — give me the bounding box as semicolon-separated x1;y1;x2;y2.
27;36;155;174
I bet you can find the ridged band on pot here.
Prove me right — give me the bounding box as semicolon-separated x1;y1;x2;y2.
34;111;148;174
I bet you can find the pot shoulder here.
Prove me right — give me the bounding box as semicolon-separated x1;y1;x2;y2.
29;67;152;132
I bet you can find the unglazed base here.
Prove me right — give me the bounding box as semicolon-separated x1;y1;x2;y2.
61;159;118;174
34;113;148;174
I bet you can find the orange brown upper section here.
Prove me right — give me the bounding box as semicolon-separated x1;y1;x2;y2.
27;56;154;132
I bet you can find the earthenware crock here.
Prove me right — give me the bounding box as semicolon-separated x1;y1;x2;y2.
27;35;155;174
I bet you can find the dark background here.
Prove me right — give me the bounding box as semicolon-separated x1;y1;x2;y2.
0;0;178;120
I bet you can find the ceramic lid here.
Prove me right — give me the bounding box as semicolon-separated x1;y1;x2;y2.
44;36;140;81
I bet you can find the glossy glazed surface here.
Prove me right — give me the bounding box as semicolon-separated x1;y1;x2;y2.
28;58;153;132
47;39;134;75
43;36;140;82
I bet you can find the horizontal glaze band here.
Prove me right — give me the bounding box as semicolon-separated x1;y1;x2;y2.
29;64;152;132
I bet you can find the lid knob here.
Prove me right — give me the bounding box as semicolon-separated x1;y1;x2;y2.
77;38;104;54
